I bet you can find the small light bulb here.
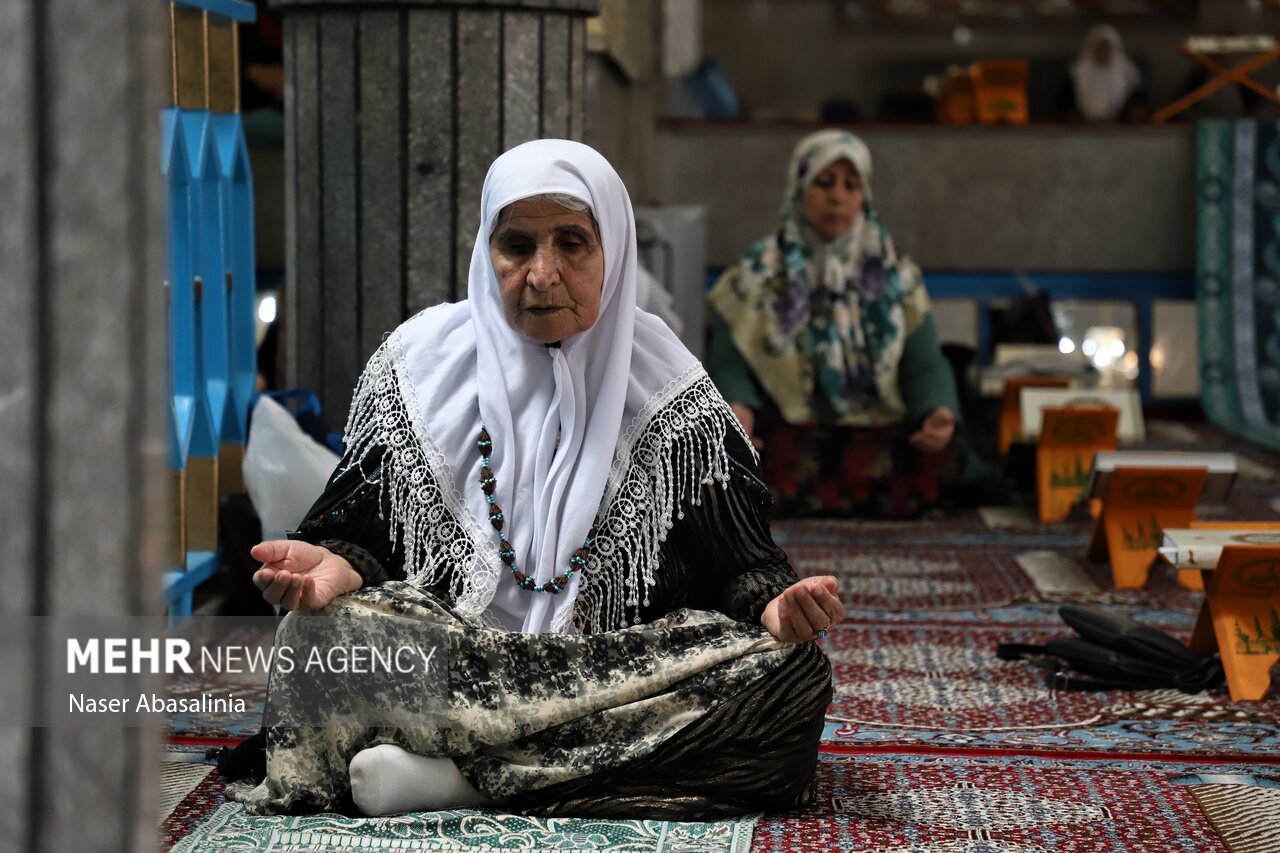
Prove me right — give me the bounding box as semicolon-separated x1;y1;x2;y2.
1058;337;1075;355
258;294;277;324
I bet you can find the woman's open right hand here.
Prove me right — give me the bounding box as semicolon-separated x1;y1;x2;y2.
251;540;364;611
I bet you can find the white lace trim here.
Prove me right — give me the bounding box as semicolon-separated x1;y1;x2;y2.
342;331;502;625
344;339;753;634
558;365;758;634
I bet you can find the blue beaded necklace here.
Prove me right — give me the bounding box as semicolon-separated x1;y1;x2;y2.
477;426;598;594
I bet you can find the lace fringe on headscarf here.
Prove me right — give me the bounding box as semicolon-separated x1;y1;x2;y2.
342;332;756;634
341;330;503;624
560;364;756;634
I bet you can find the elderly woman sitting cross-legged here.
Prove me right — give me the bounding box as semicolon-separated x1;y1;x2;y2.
226;139;840;820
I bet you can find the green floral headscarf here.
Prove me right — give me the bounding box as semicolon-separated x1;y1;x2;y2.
709;129;932;426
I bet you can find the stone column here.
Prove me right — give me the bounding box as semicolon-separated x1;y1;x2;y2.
274;0;600;425
0;0;165;849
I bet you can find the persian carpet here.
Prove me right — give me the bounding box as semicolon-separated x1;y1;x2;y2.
169;803;757;852
163;482;1280;849
782;533;1201;615
1190;782;1280;853
162;763;231;850
165;624;270;744
1196;119;1280;451
751;753;1280;852
817;620;1280;758
160;755;759;852
160;759;217;826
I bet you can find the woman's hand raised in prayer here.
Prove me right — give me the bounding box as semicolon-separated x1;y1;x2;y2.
251;540;364;611
730;403;765;450
908;406;956;454
760;575;844;643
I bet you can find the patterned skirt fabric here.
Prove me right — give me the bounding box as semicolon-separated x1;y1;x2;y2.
227;582;829;820
758;416;963;519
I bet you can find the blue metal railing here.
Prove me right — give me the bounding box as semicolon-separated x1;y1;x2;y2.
164;0;258;625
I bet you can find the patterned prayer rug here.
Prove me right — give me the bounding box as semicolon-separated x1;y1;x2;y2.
819;622;1280;757
1196;119;1280;451
159;752;759;852
845;602;1197;629
165;624;270;743
1200;480;1280;521
774;515;1095;549
1145;420;1280;482
787;546;1034;612
783;535;1201;615
824;709;1280;758
1190;782;1280;853
751;752;1280;852
163;763;231;850
169;803;757;852
160;759;217;826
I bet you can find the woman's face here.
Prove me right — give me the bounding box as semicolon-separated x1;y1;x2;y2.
490;196;605;344
803;158;864;241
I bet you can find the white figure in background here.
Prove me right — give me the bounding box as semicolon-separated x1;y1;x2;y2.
636;263;685;338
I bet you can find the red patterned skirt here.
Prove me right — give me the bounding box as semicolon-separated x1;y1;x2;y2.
758;417;963;520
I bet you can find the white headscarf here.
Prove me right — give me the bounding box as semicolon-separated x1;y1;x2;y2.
1071;24;1141;122
343;139;745;634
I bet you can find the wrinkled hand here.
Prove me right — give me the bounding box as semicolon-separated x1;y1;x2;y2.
908;407;956;453
251;540;363;612
760;576;845;643
730;402;764;450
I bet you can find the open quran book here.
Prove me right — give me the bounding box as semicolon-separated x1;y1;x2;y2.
1158;527;1280;569
1084;451;1237;504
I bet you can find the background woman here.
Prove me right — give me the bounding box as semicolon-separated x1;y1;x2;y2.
708;129;981;518
1067;24;1144;122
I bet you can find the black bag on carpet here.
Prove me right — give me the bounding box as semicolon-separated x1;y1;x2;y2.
997;605;1224;693
211;729;267;784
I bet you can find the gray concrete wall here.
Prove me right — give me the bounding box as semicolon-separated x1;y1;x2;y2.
651;123;1196;272
280;0;598;424
703;0;1280;122
584;2;1201;280
0;0;165;849
582;0;661;201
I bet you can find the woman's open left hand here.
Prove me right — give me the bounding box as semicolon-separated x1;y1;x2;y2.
908;407;956;454
760;576;844;643
251;540;364;611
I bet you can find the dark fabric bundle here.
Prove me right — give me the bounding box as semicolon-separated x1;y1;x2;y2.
997;605;1224;693
212;729;267;784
